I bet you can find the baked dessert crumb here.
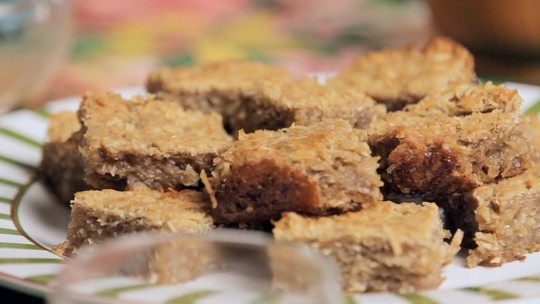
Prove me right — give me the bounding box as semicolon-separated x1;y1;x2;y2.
444;163;540;267
369;84;531;197
404;82;523;116
149;61;385;133
77;91;232;190
241;77;386;132
328;37;476;111
207;120;383;224
39;111;91;205
147;60;293;133
525;114;540;161
273;201;461;293
53;189;213;256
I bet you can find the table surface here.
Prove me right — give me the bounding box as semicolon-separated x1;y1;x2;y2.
28;0;539;108
35;0;434;105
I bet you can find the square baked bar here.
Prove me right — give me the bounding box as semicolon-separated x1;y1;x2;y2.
526;114;540;161
77;92;232;190
328;37;476;111
205;120;383;224
147;60;293;133
444;163;540;267
403;82;522;116
368;84;531;197
53;189;213;256
149;61;385;134
273;201;461;293
238;77;386;132
39;111;92;205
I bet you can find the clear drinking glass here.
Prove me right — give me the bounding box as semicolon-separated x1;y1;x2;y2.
0;0;71;113
47;230;343;304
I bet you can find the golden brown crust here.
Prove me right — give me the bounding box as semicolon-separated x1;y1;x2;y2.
245;77;386;132
42;41;540;288
148;61;385;134
208;120;382;224
329;37;476;111
147;60;293;133
53;189;213;256
39;112;91;204
404;82;523;116
77;92;232;190
369;84;531;196
525;114;540;161
273;201;459;293
147;60;292;94
46;111;81;142
444;164;540;267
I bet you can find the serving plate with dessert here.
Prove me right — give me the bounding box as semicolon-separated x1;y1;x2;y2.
1;37;540;303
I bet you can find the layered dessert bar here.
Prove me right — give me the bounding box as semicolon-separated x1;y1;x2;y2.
273;201;461;293
205;120;383;224
147;60;293;133
53;189;213;256
368;85;531;197
444;163;540;267
240;77;385;132
328;37;476;111
77;92;232;190
39;111;91;205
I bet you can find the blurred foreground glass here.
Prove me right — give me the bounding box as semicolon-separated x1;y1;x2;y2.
0;0;71;113
47;230;342;304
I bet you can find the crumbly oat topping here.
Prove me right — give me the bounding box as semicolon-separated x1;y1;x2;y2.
209;120;382;223
77;92;232;189
147;60;292;94
42;38;540;295
53;189;213;256
369;85;531;196
274;202;460;293
329;37;476;110
79;92;232;155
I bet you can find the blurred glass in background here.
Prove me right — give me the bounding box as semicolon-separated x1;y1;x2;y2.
0;0;71;112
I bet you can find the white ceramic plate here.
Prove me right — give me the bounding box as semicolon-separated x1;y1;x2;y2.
1;84;540;303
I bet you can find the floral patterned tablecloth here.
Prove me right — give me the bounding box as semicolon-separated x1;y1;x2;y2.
42;0;432;102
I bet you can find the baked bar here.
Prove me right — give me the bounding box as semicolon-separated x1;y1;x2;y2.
273;201;461;293
328;37;476;111
369;89;531;197
404;82;522;116
205;120;383;224
39;111;91;205
149;62;385;133
77;92;232;190
526;114;540;161
52;189;213;256
240;77;385;132
444;163;540;267
147;60;293;133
